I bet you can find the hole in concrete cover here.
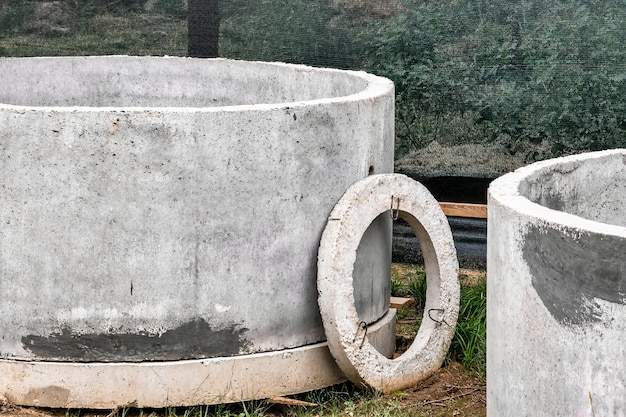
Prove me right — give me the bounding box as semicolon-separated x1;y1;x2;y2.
391;175;490;270
390;261;427;359
352;211;427;359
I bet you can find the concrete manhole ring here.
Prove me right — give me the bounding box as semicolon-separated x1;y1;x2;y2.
317;174;460;393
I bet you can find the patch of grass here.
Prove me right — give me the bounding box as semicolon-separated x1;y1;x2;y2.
219;0;362;69
0;2;186;57
447;281;487;378
133;402;272;417
390;264;425;298
390;278;405;297
0;2;34;35
407;275;427;310
292;383;427;417
391;264;426;325
391;264;487;378
154;0;188;18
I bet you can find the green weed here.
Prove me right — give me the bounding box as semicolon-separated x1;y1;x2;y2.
393;264;486;378
407;274;427;310
219;0;360;69
0;3;34;35
361;0;626;158
154;0;188;18
390;278;405;297
447;281;487;377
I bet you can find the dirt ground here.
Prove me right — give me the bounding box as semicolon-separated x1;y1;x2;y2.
386;361;485;416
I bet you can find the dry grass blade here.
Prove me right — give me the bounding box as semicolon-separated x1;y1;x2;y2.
420;388;481;406
267;397;318;407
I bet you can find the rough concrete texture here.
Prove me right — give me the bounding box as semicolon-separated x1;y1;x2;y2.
2;315;396;409
488;149;626;417
2;311;396;409
0;56;395;406
1;343;344;408
318;174;459;393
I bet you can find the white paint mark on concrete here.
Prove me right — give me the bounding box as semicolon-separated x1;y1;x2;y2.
214;304;232;313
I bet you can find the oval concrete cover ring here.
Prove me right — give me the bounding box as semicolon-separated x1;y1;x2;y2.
317;174;459;393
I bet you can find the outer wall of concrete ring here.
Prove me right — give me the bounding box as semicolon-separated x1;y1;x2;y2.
317;174;460;393
0;316;397;408
0;315;394;410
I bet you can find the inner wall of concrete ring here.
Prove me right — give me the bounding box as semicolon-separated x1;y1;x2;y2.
0;57;395;364
487;149;626;417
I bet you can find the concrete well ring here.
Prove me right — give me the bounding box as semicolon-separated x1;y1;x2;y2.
317;174;460;393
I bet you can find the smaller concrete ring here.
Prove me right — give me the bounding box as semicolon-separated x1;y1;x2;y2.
317;174;459;393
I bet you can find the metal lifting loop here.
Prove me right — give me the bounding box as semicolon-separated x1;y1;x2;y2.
351;321;368;349
390;195;400;220
428;308;449;326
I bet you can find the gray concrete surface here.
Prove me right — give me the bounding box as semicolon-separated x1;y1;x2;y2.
318;174;459;393
1;312;397;409
488;149;626;417
1;344;346;408
0;56;395;406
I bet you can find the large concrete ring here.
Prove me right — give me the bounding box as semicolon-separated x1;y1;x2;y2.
317;174;459;393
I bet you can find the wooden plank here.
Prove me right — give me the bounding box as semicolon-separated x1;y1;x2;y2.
390;296;413;309
439;202;488;219
268;397;318;407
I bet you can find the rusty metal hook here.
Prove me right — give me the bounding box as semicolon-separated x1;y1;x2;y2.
428;308;450;326
390;196;400;220
352;321;368;349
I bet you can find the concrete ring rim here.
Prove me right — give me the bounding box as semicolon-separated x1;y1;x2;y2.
317;173;459;393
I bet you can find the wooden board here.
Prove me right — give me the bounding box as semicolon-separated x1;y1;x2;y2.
390;296;413;309
268;397;318;407
439;202;488;219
